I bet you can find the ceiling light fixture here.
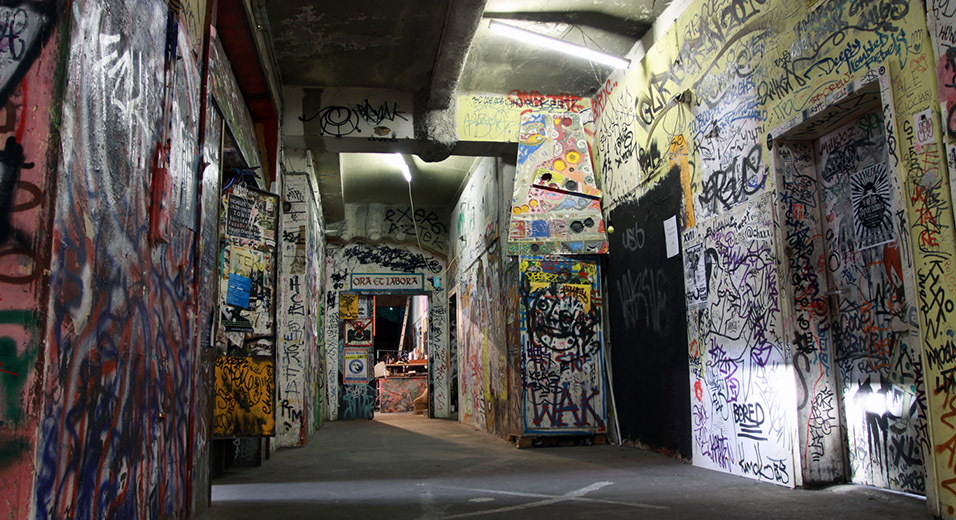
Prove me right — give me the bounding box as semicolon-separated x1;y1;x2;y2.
391;153;412;182
488;20;630;69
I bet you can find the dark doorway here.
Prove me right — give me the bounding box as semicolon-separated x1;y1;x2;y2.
449;294;459;417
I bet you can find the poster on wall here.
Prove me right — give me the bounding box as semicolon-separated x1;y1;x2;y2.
218;185;279;352
226;273;251;308
344;347;370;384
215;183;279;438
345;318;374;346
850;161;895;250
224;245;262;310
356;295;374;319
213;356;276;437
339;293;374;324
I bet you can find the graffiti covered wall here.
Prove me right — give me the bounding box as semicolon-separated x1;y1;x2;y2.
457;252;509;434
306;173;325;435
927;3;956;516
38;1;203;517
817;111;925;493
593;0;956;507
276;173;324;447
302;88;413;141
208;31;259;170
193;46;223;513
450;158;517;436
457;92;594;143
0;1;63;517
774;140;846;485
683;193;797;485
333;203;450;255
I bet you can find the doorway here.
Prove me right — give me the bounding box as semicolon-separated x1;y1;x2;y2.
449;293;459;417
337;292;433;420
374;294;430;415
774;81;925;494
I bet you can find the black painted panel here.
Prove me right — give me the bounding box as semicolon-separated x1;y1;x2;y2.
605;169;691;458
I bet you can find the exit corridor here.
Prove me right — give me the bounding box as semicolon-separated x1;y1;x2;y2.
199;414;928;520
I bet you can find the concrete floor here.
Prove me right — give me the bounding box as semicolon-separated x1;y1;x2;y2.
200;413;931;520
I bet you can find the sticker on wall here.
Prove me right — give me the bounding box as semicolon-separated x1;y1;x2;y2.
914;108;935;148
345;318;374;346
850;161;895;250
340;293;359;319
683;242;707;309
344;347;370;384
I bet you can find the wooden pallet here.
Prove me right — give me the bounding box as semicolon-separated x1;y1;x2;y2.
510;434;607;449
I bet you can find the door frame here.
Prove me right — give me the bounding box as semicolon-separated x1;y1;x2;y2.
768;67;926;490
337;289;439;418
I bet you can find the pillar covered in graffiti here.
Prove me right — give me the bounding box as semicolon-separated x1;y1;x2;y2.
508;109;609;437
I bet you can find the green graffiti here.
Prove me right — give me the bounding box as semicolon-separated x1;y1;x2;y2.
0;435;27;470
0;310;37;326
0;310;39;426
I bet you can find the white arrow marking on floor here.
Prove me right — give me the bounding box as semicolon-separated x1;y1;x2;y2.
440;481;668;518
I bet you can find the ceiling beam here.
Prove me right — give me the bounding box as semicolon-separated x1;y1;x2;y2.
483;10;652;39
426;0;489;110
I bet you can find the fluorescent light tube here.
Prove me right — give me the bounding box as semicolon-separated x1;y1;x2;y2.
488;20;630;69
392;153;412;182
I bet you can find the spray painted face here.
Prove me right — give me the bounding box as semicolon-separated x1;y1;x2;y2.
527;282;595;353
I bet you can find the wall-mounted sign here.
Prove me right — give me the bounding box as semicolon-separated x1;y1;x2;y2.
349;273;424;292
345;318;374;346
343;347;370;384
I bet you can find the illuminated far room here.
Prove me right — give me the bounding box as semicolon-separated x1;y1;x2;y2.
372;294;430;415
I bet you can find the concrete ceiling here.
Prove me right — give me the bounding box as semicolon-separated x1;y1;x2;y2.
266;0;664;223
341;154;478;206
269;2;453;93
462;0;655;95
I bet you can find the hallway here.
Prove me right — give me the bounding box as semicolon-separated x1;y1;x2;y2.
7;0;956;518
200;414;928;520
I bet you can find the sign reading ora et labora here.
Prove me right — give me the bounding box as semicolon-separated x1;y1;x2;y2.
349;273;424;292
